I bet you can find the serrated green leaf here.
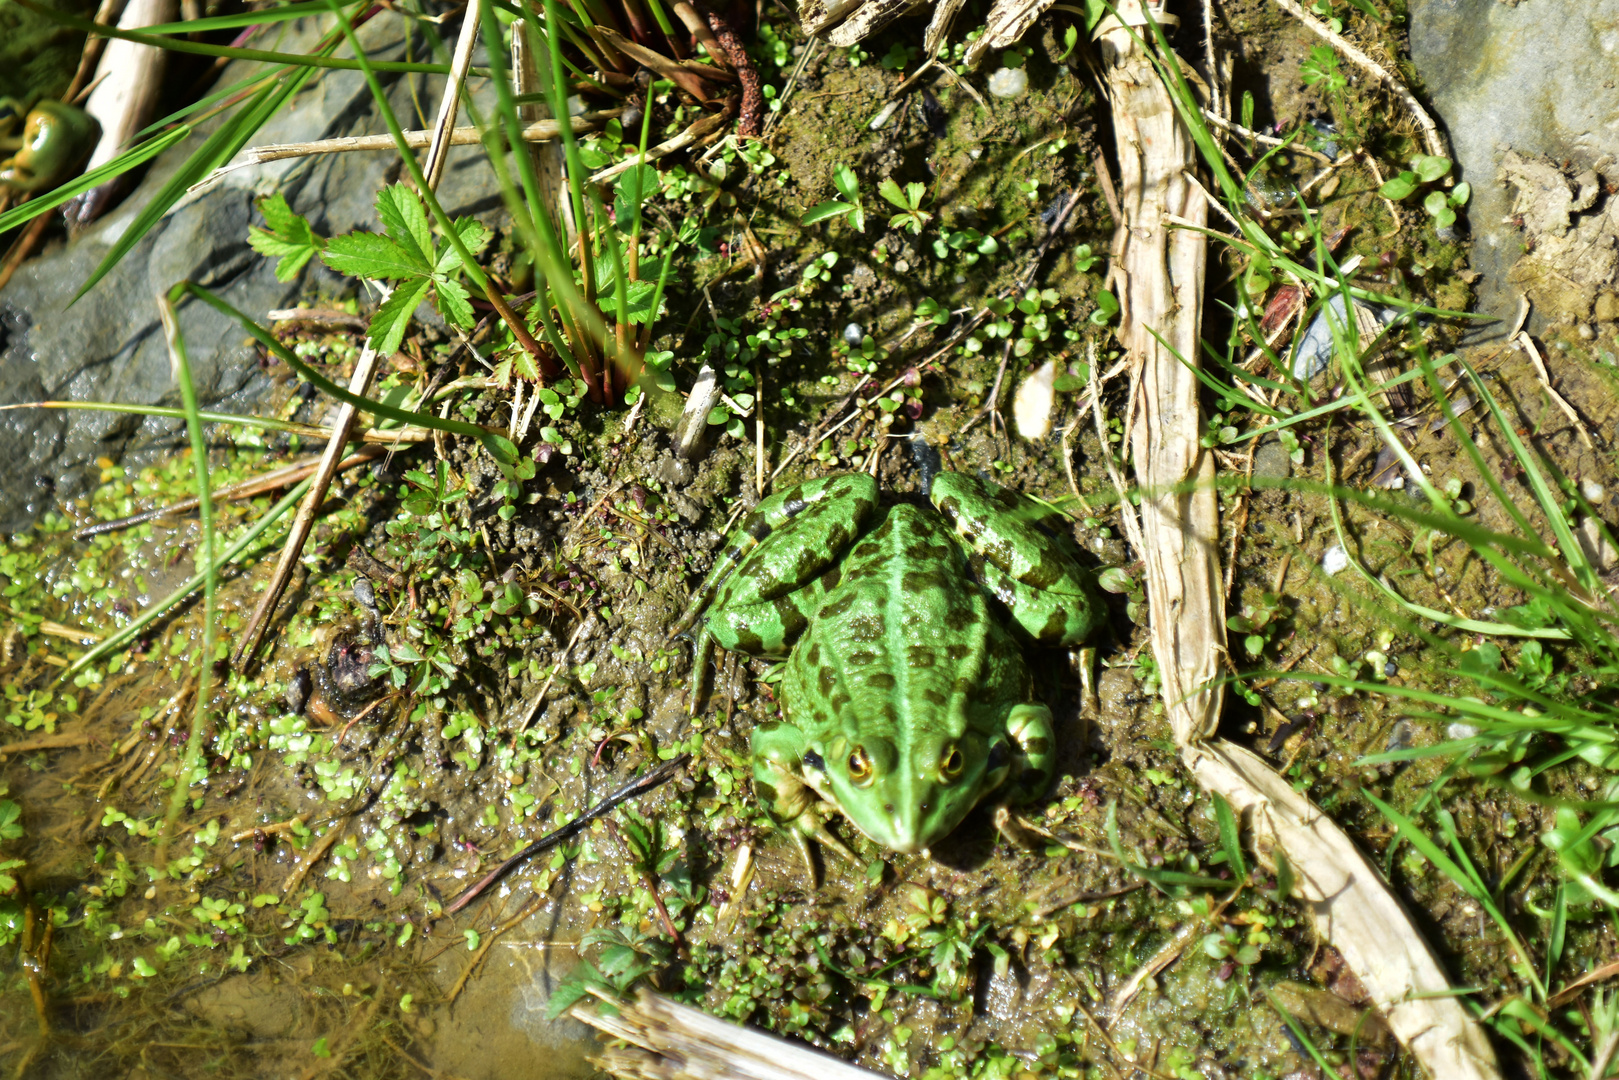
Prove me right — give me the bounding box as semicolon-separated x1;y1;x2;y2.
322;231;430;280
367;278;432;356
248;192;324;282
877;177;907;209
73;65;319;304
437;217;492;275
511;347;540;382
832;163;859;201
435;276;474;329
377;183;432;265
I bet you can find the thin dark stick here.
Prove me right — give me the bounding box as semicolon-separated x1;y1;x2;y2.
445;754;690;915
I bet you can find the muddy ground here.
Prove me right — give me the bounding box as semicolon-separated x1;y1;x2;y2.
3;2;1616;1078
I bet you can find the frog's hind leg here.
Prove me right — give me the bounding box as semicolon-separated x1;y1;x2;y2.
668;472;878;641
930;471;1106;649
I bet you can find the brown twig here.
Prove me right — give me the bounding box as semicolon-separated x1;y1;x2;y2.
0;732;96;756
73;445;384;540
232;335;387;671
444;755;689;915
0;214;50;296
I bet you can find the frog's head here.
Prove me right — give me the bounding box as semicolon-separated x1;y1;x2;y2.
808;730;1012;854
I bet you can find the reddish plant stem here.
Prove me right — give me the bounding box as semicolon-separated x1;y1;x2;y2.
696;3;761;137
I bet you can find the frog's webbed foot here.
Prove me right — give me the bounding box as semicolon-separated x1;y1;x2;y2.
991;804;1043;852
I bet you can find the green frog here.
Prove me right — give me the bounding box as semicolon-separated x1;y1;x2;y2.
674;471;1105;865
0;98;98;193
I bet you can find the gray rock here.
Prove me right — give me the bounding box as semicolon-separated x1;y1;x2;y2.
0;18;507;531
1409;0;1619;327
1252;436;1293;481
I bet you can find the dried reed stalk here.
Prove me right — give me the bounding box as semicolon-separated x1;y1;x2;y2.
1100;4;1501;1077
573;989;891;1080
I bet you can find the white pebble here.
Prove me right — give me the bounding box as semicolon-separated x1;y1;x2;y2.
1446;722;1480;741
1013;360;1057;441
1321;543;1349;576
987;67;1029;99
1583;479;1605;502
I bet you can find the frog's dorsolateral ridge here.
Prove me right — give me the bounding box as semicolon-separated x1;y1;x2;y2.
673;471;1105;867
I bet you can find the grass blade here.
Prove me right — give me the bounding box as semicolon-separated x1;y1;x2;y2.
155;287;218;859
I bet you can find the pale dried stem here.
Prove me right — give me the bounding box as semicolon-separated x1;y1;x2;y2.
1101;9;1223;747
1183;741;1502;1079
229;114;614;170
1102;8;1501;1079
1270;0;1447;160
233;300;390;671
1199;109;1334;164
1517;330;1594;450
422;0;483;191
573;989;889;1080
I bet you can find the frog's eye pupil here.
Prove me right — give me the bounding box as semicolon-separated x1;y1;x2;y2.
848;748;872;781
941;746;964;779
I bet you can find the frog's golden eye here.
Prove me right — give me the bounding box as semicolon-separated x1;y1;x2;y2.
847;746;873;783
940;745;965;780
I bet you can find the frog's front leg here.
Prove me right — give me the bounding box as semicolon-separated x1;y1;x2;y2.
752;721;856;882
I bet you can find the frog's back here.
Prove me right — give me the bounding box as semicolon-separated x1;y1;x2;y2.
789;505;1027;749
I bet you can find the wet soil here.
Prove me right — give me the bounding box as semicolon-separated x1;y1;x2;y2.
3;4;1615;1080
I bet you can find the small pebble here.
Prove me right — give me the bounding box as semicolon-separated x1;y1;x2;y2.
1446;722;1480;741
987;67;1029;99
1582;479;1605;502
842;322;865;346
1012;360;1057;441
1321;543;1350;576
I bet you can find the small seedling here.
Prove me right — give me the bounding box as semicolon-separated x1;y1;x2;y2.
877;178;932;234
802;164;865;232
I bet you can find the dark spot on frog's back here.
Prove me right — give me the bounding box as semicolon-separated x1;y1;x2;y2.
818;666;836;696
820;593;857;619
772;597;808;639
867;672;896;690
943;602;975;632
1023;548;1066;590
903;567;948;593
854;542;880;560
805;641;821;666
732;626;765;653
946;643;971;661
847;614;886;643
906;645;936;667
1039;606;1069;643
922;688;947;706
847;650;877;665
